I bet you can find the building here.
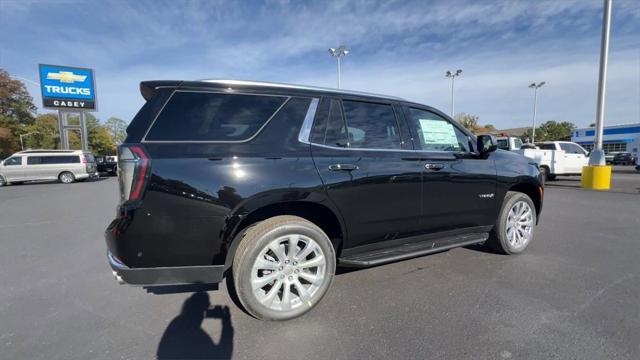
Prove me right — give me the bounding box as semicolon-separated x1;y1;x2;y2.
477;127;528;137
571;123;640;157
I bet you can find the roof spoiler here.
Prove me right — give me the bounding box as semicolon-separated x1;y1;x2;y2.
140;81;183;101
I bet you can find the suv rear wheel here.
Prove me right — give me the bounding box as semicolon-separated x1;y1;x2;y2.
231;215;336;321
487;191;536;254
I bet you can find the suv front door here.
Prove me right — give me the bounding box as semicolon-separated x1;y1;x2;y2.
403;107;497;234
309;97;422;249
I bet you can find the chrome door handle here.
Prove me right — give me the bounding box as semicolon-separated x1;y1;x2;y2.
424;163;445;171
329;164;358;171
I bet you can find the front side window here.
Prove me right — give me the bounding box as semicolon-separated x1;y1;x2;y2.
145;92;288;141
406;108;471;152
341;100;401;149
513;138;523;149
4;157;22;166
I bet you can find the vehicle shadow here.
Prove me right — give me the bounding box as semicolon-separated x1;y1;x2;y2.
157;291;234;360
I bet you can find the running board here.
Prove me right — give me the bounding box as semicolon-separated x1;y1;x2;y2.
338;233;489;267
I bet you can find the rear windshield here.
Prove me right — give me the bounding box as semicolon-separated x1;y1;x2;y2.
27;156;80;165
145;91;288;141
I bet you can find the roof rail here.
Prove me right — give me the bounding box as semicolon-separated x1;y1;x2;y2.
197;79;406;101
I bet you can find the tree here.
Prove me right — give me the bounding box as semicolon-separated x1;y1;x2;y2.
105;117;127;144
0;68;36;125
520;120;576;142
0;68;38;157
455;113;479;132
21;113;60;150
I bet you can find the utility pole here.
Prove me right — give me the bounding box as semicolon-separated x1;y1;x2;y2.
528;82;545;143
445;69;462;117
328;45;349;89
20;132;39;150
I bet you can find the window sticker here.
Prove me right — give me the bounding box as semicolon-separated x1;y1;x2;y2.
418;119;458;146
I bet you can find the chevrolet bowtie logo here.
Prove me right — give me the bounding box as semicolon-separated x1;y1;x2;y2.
46;71;87;84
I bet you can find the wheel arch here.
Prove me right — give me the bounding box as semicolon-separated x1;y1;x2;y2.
508;181;542;219
222;200;346;271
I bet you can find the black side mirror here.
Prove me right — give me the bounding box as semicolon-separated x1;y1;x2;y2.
477;135;498;154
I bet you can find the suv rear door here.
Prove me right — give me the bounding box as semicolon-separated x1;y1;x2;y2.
402;106;497;233
309;97;422;249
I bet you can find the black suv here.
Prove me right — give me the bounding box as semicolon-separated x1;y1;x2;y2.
612;152;635;165
106;80;543;320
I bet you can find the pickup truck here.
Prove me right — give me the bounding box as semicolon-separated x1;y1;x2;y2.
95;155;118;176
496;136;524;151
515;141;589;181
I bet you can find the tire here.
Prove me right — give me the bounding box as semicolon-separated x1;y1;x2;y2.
58;171;75;184
539;166;549;184
547;174;556;181
231;215;336;321
486;191;537;255
0;175;6;187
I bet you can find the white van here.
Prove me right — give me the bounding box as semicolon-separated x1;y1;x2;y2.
0;150;97;186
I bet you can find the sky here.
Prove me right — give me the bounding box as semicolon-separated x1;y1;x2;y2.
0;0;639;129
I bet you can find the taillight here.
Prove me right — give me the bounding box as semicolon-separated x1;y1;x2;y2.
118;145;150;203
81;154;88;164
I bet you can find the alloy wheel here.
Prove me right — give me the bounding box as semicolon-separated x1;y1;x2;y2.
250;234;326;312
505;200;534;249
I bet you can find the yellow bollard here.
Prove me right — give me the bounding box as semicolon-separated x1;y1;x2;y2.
580;165;612;190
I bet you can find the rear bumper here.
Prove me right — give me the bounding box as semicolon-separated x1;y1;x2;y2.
108;251;224;286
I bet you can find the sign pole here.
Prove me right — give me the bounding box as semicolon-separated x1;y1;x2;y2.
80;112;89;151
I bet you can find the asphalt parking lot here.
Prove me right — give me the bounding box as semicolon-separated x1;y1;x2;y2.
1;171;639;360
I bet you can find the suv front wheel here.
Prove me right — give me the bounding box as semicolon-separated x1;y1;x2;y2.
231;215;336;321
487;191;537;254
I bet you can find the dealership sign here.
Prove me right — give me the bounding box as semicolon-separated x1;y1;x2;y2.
38;64;97;110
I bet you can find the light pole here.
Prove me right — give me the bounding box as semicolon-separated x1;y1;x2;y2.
10;75;40;87
590;0;612;166
328;45;349;88
528;81;546;143
20;132;39;150
445;69;462;117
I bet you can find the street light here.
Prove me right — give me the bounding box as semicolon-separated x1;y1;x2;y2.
528;81;546;143
328;45;349;89
10;75;40;87
445;69;462;117
20;132;39;150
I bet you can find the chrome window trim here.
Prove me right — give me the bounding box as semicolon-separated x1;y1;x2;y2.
297;100;472;155
298;98;319;144
141;90;292;144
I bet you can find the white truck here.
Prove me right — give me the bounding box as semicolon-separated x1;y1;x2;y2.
496;136;524;151
515;141;589;181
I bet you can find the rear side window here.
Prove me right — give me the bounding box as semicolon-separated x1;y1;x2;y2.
537;143;556;150
145;92;288;141
342;100;401;149
28;156;80;165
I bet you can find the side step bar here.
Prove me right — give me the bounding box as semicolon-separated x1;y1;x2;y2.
338;233;489;267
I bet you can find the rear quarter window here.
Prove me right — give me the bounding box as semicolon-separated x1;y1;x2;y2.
144;91;288;141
